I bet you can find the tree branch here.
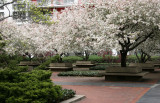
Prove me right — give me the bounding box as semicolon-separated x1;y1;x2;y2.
0;0;15;8
129;30;153;51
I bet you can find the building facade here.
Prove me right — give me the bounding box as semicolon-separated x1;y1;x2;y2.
0;0;84;21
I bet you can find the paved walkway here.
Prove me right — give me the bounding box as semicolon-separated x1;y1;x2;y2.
51;71;160;103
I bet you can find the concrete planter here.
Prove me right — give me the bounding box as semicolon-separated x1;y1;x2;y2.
49;63;72;67
76;61;94;64
129;63;155;72
19;61;40;66
48;63;73;71
106;66;142;73
19;61;40;71
74;61;96;71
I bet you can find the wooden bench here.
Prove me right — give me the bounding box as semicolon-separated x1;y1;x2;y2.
129;63;155;72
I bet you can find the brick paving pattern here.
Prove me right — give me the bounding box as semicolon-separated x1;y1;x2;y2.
51;71;160;103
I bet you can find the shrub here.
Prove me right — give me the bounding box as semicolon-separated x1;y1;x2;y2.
60;89;76;101
0;67;63;103
88;55;103;63
127;55;138;63
62;56;83;63
58;71;104;77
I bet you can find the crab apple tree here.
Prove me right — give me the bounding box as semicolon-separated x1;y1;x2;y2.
135;34;160;63
104;0;160;67
0;21;55;58
53;3;118;60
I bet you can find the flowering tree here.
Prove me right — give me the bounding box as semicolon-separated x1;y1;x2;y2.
53;4;117;60
0;21;55;59
105;0;160;67
54;0;160;66
135;35;160;63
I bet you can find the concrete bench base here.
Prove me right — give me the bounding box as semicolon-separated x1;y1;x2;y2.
129;63;155;72
48;67;73;71
105;72;148;81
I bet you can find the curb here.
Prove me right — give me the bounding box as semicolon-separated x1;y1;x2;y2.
60;95;86;103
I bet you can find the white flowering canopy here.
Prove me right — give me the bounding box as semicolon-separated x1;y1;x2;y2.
0;21;56;56
0;0;160;57
52;0;160;55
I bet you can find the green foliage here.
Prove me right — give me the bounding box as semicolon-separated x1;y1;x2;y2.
127;55;138;63
62;56;83;63
151;56;160;61
0;68;63;103
88;55;103;63
0;66;28;82
15;0;53;24
0;54;25;68
58;71;104;77
60;89;76;101
28;1;53;24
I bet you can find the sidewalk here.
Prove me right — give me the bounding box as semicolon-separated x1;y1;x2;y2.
51;71;160;103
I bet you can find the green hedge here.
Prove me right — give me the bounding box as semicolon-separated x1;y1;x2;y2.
62;56;83;63
0;66;75;103
60;89;76;101
58;71;104;77
0;67;62;103
88;55;103;63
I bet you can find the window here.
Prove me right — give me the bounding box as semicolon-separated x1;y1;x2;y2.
0;12;4;18
13;11;26;20
54;0;75;5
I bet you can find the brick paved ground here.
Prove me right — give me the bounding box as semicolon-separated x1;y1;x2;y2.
51;71;160;103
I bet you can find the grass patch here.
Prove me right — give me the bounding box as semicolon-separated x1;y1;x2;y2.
58;71;104;77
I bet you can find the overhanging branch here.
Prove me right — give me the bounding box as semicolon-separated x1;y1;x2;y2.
129;30;153;51
0;0;15;8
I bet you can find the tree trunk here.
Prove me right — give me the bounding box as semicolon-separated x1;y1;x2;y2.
120;50;127;67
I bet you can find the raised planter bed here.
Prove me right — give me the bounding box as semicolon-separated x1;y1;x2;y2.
105;66;148;81
129;63;155;72
48;63;73;71
146;61;160;68
18;61;40;71
73;61;96;71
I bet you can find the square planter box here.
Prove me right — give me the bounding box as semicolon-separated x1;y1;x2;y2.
129;63;155;72
49;63;72;67
76;61;94;64
106;66;142;73
74;61;96;71
105;66;148;81
19;61;40;66
19;61;40;71
49;63;73;71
